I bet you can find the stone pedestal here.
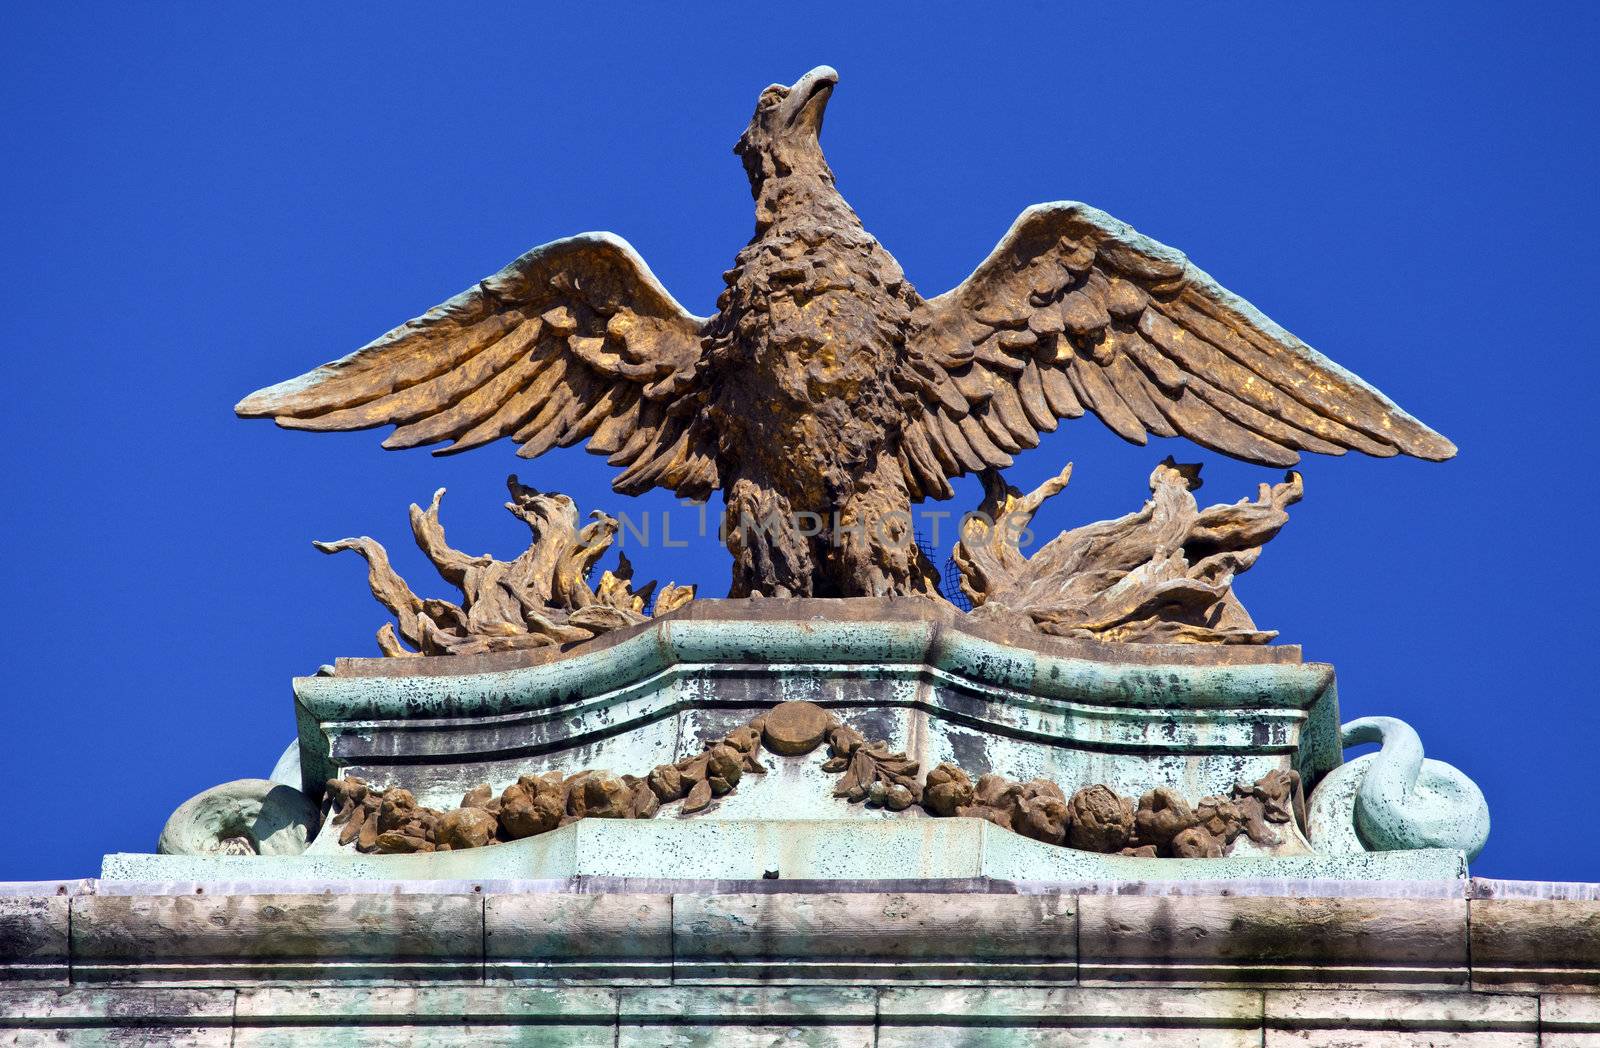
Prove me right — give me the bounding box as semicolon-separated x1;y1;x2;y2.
128;600;1487;884
2;599;1521;1043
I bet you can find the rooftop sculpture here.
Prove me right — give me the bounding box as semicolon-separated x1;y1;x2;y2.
126;66;1490;884
5;61;1555;1048
236;66;1453;603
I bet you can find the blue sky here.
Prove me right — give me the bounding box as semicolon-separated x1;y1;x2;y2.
2;3;1595;882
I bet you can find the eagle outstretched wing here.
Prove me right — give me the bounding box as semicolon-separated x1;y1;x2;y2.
899;202;1455;497
236;233;720;499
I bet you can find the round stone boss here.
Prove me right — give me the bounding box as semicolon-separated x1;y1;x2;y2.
761;700;833;755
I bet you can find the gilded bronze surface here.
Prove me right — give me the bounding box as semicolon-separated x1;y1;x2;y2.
956;459;1303;644
313;474;692;657
239;66;1452;601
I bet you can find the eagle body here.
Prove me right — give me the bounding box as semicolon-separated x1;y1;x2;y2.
238;67;1454;600
704;81;933;595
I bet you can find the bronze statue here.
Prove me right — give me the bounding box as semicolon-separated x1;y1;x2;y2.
238;66;1454;599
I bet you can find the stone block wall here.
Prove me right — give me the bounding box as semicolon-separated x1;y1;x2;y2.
1;879;1596;1045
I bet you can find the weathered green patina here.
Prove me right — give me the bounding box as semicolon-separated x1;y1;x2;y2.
291;603;1341;815
134;600;1488;883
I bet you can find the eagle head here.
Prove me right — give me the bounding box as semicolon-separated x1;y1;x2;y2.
734;65;838;194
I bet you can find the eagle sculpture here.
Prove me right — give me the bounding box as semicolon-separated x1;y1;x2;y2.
238;66;1454;599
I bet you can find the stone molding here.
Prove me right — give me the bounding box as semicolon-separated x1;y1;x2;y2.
291;601;1338;801
105;818;1471;886
4;883;1599;1043
3;884;1597;995
0;985;1589;1045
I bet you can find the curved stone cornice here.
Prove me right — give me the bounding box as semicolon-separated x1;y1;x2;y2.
290;599;1338;804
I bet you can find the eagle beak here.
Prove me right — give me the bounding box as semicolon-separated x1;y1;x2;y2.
783;65;838;134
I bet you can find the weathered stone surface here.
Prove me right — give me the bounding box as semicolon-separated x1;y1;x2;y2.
6;886;1600;1043
1262;989;1537;1046
0;978;1586;1046
761;700;833;755
1079;895;1468;989
617;986;876;1048
877;986;1263;1047
70;893;483;983
1541;993;1600;1047
106;818;1471;884
672;892;1075;983
0;987;236;1046
486;893;671;984
233;985;618;1047
1470;898;1600;991
0;896;68;984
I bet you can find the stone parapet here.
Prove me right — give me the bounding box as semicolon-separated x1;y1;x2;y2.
1;879;1597;1043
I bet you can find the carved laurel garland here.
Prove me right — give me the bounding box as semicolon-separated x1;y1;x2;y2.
324;701;1302;859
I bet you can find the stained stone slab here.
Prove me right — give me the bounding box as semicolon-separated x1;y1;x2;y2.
0;880;93;898
28;883;1600;998
672;891;1075;983
0;987;236;1046
79;874;1477;898
1469;897;1600;992
232;986;619;1047
70;892;483;984
1541;994;1600;1047
616;986;877;1048
0;884;1597;1042
1262;989;1538;1046
0;897;68;984
103;817;1470;884
486;893;672;984
876;986;1264;1047
1078;894;1468;990
1471;878;1600;900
